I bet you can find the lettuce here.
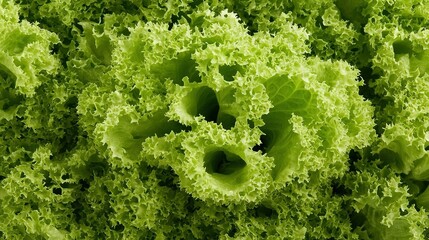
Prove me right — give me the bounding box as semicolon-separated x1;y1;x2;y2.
1;0;429;239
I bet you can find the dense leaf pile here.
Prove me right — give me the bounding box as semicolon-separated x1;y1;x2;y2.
1;0;429;239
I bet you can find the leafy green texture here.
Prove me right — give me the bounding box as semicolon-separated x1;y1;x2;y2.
342;159;429;240
1;0;429;239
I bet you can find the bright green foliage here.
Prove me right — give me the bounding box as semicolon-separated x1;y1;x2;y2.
342;159;429;240
103;10;372;204
0;2;59;97
1;0;429;239
364;4;429;178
